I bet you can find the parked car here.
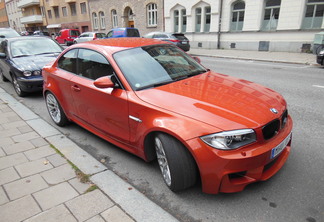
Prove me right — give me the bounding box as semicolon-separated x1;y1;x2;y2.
42;38;292;194
0;36;63;96
20;31;33;36
73;32;106;44
0;28;20;42
55;29;80;46
33;31;50;36
106;27;140;38
143;32;190;51
316;49;324;65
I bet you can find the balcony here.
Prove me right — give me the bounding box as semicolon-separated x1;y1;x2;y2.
20;15;43;24
65;0;76;3
49;0;59;7
17;0;40;8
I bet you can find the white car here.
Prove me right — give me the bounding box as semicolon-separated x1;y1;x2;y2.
73;32;106;44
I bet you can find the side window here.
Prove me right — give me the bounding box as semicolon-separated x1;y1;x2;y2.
57;49;78;73
107;31;113;37
0;41;7;54
77;49;113;80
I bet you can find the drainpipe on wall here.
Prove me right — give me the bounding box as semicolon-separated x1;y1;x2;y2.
162;0;165;32
217;0;223;49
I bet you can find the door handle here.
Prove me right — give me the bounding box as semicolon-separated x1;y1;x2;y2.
71;85;81;92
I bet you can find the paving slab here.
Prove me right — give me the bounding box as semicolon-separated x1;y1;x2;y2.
65;189;114;221
101;205;135;222
0;153;28;170
11;131;40;143
24;145;56;161
15;158;53;177
40;163;76;185
33;182;79;210
0;167;20;185
2;140;35;155
24;204;77;222
46;153;67;167
69;177;91;194
4;174;48;201
0;186;9;205
0;195;41;222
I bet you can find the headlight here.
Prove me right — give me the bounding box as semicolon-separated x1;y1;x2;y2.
201;129;256;150
33;70;41;75
319;50;324;55
23;71;32;77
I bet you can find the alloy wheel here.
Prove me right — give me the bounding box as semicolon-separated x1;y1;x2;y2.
155;137;172;186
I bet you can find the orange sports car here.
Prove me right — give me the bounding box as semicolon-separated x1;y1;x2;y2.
42;38;293;194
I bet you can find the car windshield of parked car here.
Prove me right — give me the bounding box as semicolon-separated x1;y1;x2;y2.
114;45;207;90
10;38;62;58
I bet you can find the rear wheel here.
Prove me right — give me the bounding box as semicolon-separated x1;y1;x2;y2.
12;75;26;97
45;92;69;126
155;133;197;192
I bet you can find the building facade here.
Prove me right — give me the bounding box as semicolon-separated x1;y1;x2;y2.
17;0;47;32
0;0;9;27
88;0;163;36
165;0;324;52
5;0;25;32
43;0;91;35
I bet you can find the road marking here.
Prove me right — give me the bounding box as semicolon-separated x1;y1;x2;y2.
313;85;324;89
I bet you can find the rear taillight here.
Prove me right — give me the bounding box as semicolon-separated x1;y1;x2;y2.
169;39;180;43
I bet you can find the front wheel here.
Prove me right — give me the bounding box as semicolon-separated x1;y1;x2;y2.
45;92;69;126
155;133;198;192
12;75;26;97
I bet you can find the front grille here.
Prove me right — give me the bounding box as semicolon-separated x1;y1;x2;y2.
262;109;288;140
262;119;280;140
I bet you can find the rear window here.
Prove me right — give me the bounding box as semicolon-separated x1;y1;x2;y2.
127;29;140;37
172;34;188;41
70;30;80;36
96;33;106;38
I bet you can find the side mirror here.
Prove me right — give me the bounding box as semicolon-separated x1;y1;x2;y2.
0;53;6;59
192;56;201;64
94;76;115;89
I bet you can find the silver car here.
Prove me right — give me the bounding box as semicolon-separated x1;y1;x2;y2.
73;32;106;44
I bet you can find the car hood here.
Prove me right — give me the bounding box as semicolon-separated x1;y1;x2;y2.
135;71;287;131
12;54;59;71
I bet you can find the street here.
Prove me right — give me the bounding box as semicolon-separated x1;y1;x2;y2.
1;57;323;222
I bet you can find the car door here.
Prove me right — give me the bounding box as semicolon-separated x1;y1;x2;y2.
70;48;130;143
78;33;88;43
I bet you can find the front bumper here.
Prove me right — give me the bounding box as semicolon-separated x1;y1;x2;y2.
17;76;43;92
316;55;323;65
186;116;293;194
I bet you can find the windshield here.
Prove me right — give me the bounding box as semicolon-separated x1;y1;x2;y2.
114;45;207;90
10;38;62;57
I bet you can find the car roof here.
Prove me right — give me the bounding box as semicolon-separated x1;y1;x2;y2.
70;37;171;52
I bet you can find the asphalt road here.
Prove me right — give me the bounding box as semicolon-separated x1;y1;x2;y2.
1;57;323;222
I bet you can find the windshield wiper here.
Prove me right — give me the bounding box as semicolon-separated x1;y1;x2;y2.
13;54;31;58
35;52;61;56
136;79;175;90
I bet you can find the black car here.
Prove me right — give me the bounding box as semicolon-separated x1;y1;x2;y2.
0;36;63;96
317;49;324;65
143;32;190;52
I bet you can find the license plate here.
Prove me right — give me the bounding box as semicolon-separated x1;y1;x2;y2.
271;132;292;159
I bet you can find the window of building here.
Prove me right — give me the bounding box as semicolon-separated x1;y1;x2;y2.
48;10;52;19
92;12;98;29
204;6;211;32
54;7;59;18
70;3;77;16
99;11;105;29
181;9;187;33
80;2;87;14
302;0;324;29
112;9;118;28
62;7;67;17
174;10;179;32
195;7;202;32
41;6;45;17
231;1;245;31
147;3;157;27
194;5;211;33
261;0;281;31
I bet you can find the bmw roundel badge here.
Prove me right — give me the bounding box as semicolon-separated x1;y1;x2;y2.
270;108;278;114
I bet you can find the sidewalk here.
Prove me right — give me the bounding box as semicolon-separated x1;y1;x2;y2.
0;88;178;222
189;48;317;65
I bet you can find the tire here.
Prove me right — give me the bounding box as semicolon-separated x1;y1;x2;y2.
0;69;8;82
45;92;69;126
155;133;197;192
12;75;26;97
